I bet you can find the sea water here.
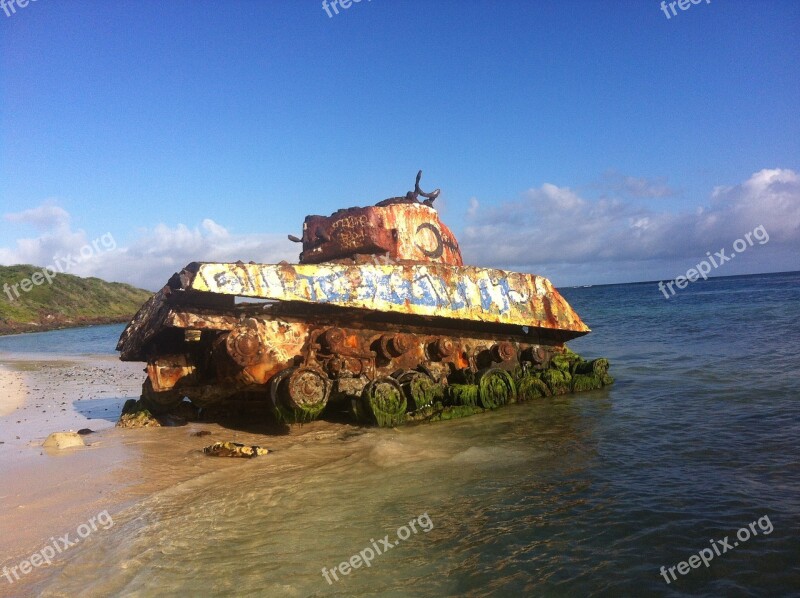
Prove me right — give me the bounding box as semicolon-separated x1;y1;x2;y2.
0;324;125;356
9;272;800;596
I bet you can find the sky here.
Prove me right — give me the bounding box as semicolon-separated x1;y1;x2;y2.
1;0;798;290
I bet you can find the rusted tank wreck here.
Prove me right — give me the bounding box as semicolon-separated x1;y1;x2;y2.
117;172;612;427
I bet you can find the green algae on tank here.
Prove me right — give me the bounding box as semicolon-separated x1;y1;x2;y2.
401;350;613;426
408;402;486;423
400;371;443;410
447;384;479;407
516;375;551;400
362;378;408;428
478;369;516;409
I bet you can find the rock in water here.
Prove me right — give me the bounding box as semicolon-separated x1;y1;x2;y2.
43;432;85;450
203;441;270;458
116;399;161;428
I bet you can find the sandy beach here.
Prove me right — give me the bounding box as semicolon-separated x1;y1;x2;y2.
0;365;26;418
0;352;352;594
0;355;144;569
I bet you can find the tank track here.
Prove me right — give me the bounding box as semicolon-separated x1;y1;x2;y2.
139;311;612;427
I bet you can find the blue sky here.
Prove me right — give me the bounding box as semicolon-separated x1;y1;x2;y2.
1;0;798;289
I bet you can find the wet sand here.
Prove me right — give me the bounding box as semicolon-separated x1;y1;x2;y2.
0;365;26;417
0;355;145;566
0;354;353;594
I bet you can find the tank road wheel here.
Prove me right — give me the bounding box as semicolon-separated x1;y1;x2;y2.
478;368;516;410
270;367;331;423
140;379;184;414
361;377;407;428
395;370;438;412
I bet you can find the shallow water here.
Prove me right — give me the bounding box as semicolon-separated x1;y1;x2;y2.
12;273;800;596
0;324;125;356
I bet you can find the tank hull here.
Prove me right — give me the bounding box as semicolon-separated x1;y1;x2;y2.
118;262;607;426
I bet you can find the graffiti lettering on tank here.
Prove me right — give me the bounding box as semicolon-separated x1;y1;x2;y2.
413;223;460;262
188;262;587;332
293;270;353;303
329;214;369;249
292;268;514;316
414;223;444;259
443;234;459;253
197;264;539;321
477;277;511;314
337;229;367;249
257;267;286;295
330;215;368;230
212;271;244;294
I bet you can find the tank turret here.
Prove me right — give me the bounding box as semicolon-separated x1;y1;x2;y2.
291;172;462;265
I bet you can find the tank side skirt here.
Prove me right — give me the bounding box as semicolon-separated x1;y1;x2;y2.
186;262;590;334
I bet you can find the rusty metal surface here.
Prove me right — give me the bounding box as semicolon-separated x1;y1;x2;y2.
116;285;173;360
138;308;567;406
293;171;455;265
147;354;196;392
227;318;309;385
117;277;237;360
184;261;590;336
296;202;463;265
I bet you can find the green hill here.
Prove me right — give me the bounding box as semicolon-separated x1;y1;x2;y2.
0;264;153;335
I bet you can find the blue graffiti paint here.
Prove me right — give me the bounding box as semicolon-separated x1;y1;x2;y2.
317;271;352;303
450;280;470;310
495;277;511;314
411;274;442;307
477;279;494;311
294;274;322;302
388;276;412;304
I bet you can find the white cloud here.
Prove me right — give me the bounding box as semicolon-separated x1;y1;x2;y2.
92;220;295;290
0;203;87;269
0;210;295;291
462;168;800;284
4;203;71;231
466;197;479;218
595;170;678;199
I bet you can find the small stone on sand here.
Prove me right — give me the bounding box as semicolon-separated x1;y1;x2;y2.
203;441;270;458
43;432;85;450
